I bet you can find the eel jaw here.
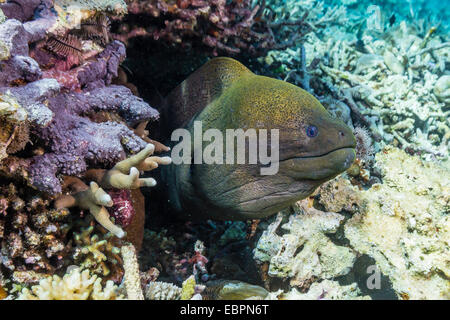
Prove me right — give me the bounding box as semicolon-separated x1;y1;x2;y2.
280;147;356;181
217;147;356;220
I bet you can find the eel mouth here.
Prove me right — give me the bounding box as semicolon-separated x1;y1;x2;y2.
220;146;356;219
279;147;356;181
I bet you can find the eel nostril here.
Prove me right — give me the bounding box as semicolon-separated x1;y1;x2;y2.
339;131;345;137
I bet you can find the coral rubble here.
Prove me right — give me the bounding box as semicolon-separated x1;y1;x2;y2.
261;0;449;162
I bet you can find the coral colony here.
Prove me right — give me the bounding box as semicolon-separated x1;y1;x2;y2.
0;0;449;300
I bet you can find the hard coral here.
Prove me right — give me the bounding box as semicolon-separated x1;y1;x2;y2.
72;224;122;280
17;267;123;300
145;281;181;300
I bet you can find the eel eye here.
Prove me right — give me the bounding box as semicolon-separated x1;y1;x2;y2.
306;125;318;138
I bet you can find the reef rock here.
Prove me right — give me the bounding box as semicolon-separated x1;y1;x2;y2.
254;201;356;288
344;146;449;300
267;280;370;300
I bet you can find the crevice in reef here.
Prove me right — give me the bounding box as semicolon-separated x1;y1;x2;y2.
336;254;398;300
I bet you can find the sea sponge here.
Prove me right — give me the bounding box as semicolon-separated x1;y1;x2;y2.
180;275;196;300
17;267;123;300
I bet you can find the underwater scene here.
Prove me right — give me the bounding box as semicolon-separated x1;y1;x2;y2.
0;0;448;301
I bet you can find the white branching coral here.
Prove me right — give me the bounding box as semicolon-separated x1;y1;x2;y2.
17;267;123;300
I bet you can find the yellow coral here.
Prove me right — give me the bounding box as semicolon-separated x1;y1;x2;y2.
180;275;196;300
17;268;123;300
73;225;121;277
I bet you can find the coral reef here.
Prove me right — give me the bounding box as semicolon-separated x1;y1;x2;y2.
0;0;168;297
0;0;448;301
255;146;449;300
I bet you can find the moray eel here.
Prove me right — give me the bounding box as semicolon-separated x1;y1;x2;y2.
160;57;356;220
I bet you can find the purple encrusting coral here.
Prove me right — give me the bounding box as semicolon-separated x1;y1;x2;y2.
0;1;160;195
28;62;159;194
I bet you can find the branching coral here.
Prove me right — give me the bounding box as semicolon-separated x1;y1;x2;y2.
85;143;171;190
314;22;448;160
54;143;170;238
72;224;122;280
55;179;125;238
145;281;181;300
17;267;123;300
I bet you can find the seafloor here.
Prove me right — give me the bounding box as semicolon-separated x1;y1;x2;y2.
0;0;448;300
